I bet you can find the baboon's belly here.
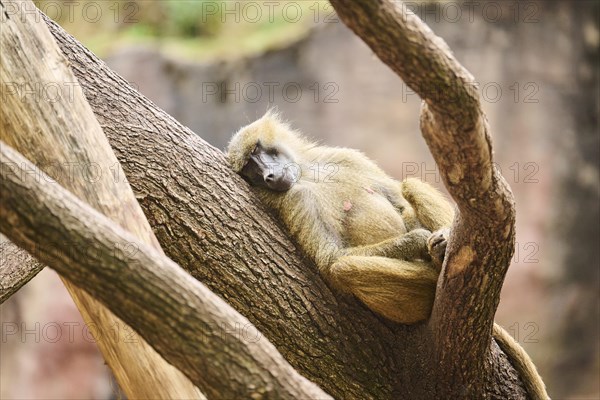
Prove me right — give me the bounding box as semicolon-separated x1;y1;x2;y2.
343;193;407;247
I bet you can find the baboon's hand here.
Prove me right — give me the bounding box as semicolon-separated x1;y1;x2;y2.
409;228;433;261
427;228;450;269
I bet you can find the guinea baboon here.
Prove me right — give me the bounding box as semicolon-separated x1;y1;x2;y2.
227;111;549;399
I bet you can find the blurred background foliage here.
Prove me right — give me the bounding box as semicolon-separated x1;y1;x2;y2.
34;0;318;59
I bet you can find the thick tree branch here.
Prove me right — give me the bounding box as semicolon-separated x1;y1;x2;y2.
0;143;331;400
329;0;516;396
0;238;43;303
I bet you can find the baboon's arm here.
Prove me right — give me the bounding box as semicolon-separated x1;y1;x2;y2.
343;229;431;261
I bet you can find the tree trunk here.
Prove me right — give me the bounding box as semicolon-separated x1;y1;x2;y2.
2;1;533;398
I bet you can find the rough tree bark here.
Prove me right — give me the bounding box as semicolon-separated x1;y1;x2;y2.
0;239;43;303
0;143;331;400
1;1;531;399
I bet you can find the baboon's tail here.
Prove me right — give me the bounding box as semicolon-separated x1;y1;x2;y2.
493;323;550;400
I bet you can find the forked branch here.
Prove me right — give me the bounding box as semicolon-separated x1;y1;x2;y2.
329;0;516;394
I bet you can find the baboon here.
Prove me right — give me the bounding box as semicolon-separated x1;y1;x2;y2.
227;111;549;399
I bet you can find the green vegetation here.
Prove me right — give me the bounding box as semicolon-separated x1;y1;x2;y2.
35;0;328;60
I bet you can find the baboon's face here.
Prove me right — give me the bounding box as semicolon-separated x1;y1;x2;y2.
240;141;296;192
